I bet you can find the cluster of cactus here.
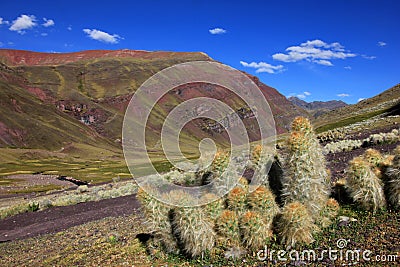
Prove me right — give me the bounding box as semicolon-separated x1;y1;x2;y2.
322;128;400;154
136;116;344;259
318;129;347;142
346;155;386;212
323;139;363;154
366;129;399;145
282;117;331;220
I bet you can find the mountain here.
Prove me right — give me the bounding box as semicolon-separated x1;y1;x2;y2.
314;83;400;132
0;49;307;156
288;96;348;111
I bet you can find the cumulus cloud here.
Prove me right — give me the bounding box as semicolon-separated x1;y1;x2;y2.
289;91;311;99
9;14;37;34
377;41;386;47
272;39;356;66
0;17;10;25
209;27;226;35
240;61;284;74
362;55;376;60
358;98;365;102
344;66;352;70
337;93;350;97
42;18;55;27
83;29;122;44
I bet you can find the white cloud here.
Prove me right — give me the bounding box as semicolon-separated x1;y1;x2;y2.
362;54;376;60
377;41;386;47
42;18;55;27
297;94;306;99
83;29;122;44
304;91;311;96
272;39;356;66
358;98;365;102
9;14;37;34
344;66;352;70
240;61;284;74
315;59;334;66
209;28;226;35
41;32;48;36
67;25;72;31
337;93;350;97
0;17;10;25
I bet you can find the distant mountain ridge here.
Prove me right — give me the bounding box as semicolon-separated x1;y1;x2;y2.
288;96;348;111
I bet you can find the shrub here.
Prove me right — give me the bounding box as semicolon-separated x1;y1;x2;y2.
386;146;400;209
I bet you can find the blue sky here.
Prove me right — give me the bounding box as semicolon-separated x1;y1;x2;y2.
0;0;399;104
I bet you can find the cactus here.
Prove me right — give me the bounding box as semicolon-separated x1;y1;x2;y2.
173;205;216;257
282;117;331;221
248;185;279;225
136;187;179;253
346;157;386;211
227;186;248;215
386;148;400;209
316;198;340;228
252;144;263;165
240;211;273;250
201;193;224;219
278;202;318;247
215;210;241;248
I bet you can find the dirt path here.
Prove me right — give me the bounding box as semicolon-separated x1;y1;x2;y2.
0;194;140;242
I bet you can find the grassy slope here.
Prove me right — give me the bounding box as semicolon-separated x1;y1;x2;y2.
314;83;400;132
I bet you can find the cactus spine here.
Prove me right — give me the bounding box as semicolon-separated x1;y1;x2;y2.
136;187;178;253
317;198;340;228
215;210;241;248
282;117;331;220
278;202;317;247
386;146;400;209
248;185;280;225
346;157;386;211
227;186;248;215
240;211;273;250
173;205;216;257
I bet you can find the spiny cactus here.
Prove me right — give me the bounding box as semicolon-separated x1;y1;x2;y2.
386;148;400;209
316;198;340;228
227;186;248;215
248;185;279;225
240;211;273;250
137;187;179;253
173;205;216;257
201;193;224;219
215;210;241;248
282;117;331;221
252;144;263;165
211;150;230;174
363;149;384;168
278;202;318;247
346;157;386;211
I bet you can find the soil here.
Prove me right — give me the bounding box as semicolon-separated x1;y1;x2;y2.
0;194;139;242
